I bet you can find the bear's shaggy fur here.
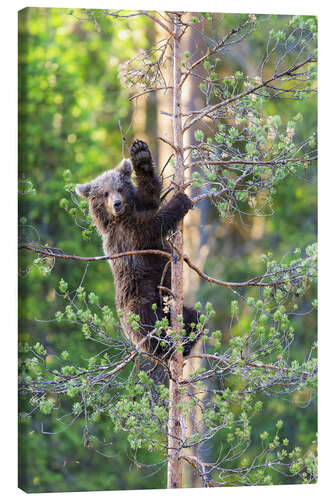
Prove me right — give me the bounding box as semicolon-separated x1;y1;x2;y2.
76;140;199;358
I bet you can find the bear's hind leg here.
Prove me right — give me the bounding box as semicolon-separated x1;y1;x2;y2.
137;301;175;358
182;306;200;356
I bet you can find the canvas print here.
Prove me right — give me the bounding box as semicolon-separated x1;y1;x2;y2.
18;7;317;492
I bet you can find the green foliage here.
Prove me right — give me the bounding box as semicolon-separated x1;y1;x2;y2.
39;398;54;415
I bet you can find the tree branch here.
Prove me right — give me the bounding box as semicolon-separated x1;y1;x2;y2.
183;55;316;132
18;244;171;262
141;11;174;37
187;156;318;169
186;353;314;377
93;348;139;383
19;244;297;289
180;455;215;487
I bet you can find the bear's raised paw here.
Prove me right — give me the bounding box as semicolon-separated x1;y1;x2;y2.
130;140;153;172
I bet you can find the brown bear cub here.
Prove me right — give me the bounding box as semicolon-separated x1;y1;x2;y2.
76;140;199;359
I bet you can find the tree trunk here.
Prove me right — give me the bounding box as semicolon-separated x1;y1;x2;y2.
181;14;209;488
167;14;184;489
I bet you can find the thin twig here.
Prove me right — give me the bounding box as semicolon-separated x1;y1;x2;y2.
129;86;173;101
118;120;130;157
141;11;174;37
180;18;251;89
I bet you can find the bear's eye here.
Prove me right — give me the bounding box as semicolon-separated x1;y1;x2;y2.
104;192;109;198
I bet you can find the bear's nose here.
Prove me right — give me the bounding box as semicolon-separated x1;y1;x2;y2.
113;200;122;211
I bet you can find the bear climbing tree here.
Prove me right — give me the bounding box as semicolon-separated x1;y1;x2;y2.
75;139;199;359
19;11;317;488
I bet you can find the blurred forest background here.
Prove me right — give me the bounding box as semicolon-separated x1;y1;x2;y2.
18;8;317;492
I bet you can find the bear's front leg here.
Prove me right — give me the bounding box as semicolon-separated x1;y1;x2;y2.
130;140;162;211
155;191;193;236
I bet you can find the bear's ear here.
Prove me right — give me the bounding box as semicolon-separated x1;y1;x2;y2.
76;182;91;198
116;159;132;178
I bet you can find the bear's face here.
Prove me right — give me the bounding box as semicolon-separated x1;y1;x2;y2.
76;159;135;218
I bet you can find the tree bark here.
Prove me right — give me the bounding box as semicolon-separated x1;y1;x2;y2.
181;13;208;488
167;13;184;489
